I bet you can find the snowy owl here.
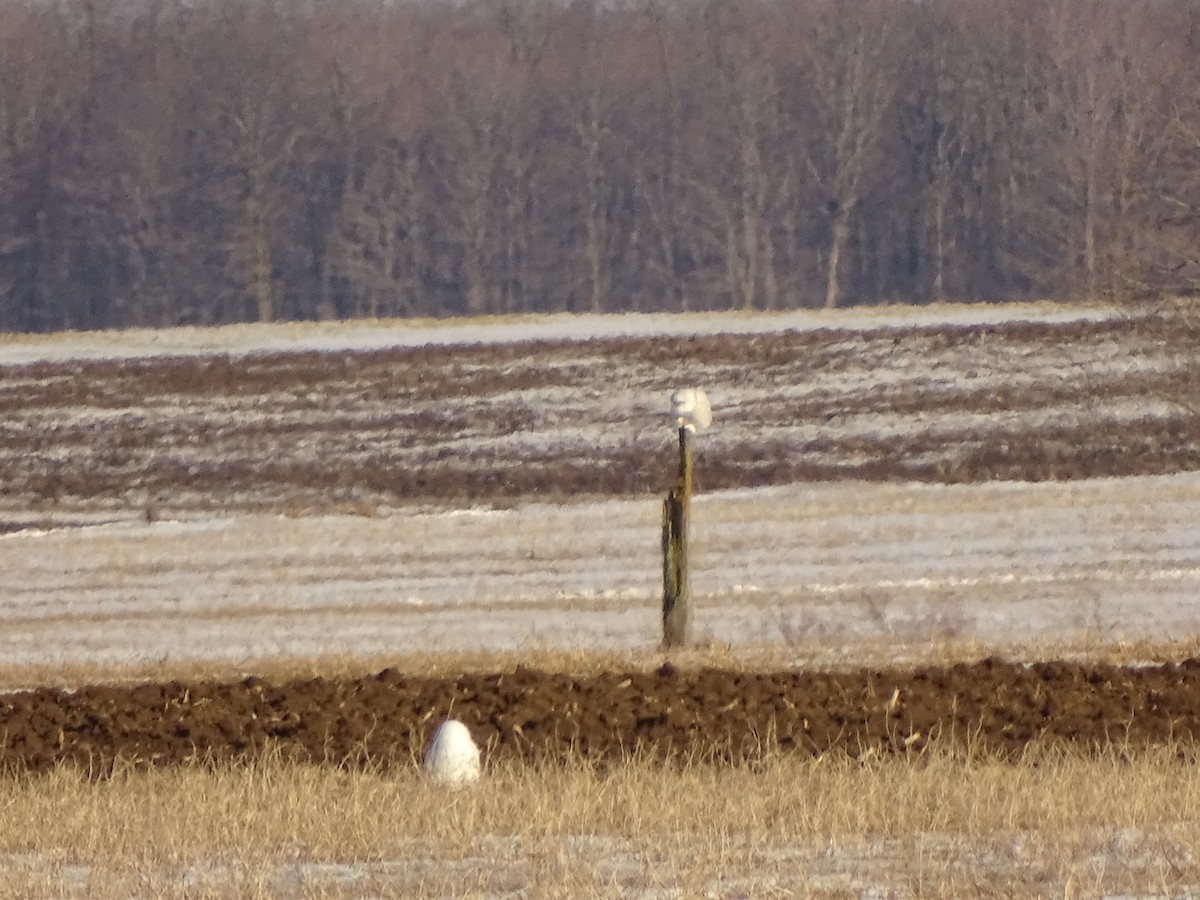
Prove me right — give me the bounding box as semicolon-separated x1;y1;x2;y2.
422;719;481;788
670;388;713;432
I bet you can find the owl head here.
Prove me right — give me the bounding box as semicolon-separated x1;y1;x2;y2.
670;387;713;431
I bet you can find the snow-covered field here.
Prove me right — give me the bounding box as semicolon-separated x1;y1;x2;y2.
5;824;1189;899
2;301;1198;674
2;472;1199;671
0;301;1110;366
0;300;1176;518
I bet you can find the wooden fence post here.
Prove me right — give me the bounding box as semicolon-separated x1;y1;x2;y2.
662;425;693;647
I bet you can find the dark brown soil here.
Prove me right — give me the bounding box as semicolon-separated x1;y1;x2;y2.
5;658;1200;775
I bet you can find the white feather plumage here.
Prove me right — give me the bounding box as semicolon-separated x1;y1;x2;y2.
670;387;713;431
422;719;481;788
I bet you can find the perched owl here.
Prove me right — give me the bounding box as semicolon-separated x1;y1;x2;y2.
670;388;713;432
422;719;481;788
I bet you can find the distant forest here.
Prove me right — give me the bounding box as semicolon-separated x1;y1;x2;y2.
1;0;1198;332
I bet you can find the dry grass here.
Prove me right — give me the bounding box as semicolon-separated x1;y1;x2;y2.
1;743;1199;898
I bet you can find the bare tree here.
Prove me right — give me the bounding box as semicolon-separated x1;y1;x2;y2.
1153;2;1200;297
634;1;692;311
705;0;783;311
181;0;315;323
0;0;1196;331
551;4;640;313
793;0;906;309
0;3;93;331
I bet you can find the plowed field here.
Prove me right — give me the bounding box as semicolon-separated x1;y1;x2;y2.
5;657;1200;774
2;313;1198;519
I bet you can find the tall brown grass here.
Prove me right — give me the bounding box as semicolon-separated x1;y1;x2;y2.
1;743;1198;898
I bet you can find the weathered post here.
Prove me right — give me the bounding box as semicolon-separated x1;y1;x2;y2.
662;387;710;649
662;425;693;647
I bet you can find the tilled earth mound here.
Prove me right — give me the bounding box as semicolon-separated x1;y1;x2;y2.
5;658;1200;775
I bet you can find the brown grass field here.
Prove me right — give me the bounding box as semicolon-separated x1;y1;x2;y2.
5;642;1200;895
3;742;1200;897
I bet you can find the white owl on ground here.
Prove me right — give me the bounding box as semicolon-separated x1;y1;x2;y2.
422;718;481;788
670;388;713;432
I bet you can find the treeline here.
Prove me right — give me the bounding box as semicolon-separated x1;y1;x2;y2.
1;0;1198;332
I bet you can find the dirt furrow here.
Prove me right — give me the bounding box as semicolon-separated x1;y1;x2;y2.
4;658;1200;775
